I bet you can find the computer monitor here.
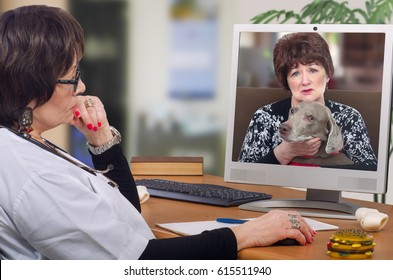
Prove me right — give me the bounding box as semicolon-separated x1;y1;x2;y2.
224;24;393;219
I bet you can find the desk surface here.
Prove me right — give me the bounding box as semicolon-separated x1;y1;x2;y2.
139;174;393;260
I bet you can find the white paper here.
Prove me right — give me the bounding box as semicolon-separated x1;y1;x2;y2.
156;217;338;236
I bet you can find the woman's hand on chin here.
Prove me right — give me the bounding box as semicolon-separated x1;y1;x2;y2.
71;95;113;146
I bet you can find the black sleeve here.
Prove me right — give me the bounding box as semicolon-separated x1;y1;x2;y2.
90;144;141;212
256;150;280;164
139;227;238;260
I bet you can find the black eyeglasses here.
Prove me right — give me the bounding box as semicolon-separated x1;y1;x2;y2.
56;65;81;91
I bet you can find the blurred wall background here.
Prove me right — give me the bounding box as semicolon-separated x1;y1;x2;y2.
127;0;323;176
2;0;392;203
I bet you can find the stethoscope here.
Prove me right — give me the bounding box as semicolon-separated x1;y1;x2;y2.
0;126;119;188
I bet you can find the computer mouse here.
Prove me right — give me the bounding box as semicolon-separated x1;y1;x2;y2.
273;238;300;246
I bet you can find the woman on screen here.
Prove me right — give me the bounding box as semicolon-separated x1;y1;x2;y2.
238;32;377;170
0;5;315;260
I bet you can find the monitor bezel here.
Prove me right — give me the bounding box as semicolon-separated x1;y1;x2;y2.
224;24;393;198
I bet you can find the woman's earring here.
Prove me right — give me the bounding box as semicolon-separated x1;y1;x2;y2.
18;107;34;138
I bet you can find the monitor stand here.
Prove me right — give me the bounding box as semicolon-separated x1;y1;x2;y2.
239;189;359;220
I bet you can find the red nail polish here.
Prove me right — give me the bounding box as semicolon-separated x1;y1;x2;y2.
87;124;93;130
98;122;102;127
93;126;98;131
74;111;80;117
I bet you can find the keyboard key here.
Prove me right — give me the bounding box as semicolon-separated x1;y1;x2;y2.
135;179;272;207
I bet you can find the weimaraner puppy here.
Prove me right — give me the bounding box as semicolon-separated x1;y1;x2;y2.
279;101;353;165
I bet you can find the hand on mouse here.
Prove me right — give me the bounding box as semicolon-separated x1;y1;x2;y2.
273;238;299;246
231;210;316;251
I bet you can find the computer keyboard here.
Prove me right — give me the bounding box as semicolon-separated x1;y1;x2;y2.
135;178;272;207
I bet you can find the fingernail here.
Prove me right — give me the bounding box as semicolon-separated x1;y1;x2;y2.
98;122;102;127
74;110;80;117
313;230;317;235
93;126;98;131
87;123;93;130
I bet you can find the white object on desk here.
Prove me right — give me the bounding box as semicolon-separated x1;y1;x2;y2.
156;217;338;236
355;207;389;231
137;185;150;204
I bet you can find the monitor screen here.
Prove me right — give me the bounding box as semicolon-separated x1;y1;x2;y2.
224;24;393;219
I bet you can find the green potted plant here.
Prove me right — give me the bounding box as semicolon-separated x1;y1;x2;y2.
251;0;393;203
251;0;393;24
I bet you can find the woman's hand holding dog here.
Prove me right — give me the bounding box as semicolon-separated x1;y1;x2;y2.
274;138;321;165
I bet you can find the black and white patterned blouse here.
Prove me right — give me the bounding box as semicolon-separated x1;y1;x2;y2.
238;97;377;170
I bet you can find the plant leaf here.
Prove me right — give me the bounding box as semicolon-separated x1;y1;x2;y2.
251;0;393;24
352;8;369;23
367;0;393;23
250;10;300;24
300;0;359;24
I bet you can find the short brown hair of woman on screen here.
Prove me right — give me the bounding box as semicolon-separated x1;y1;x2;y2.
273;32;334;91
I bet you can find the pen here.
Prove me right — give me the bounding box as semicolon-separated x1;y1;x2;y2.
216;218;249;224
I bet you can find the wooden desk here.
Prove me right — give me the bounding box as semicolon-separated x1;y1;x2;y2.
139;174;393;260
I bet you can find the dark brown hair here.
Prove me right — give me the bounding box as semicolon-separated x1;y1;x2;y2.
273;32;334;90
0;5;84;127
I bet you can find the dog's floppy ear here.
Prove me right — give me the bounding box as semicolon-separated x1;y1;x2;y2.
325;107;343;154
